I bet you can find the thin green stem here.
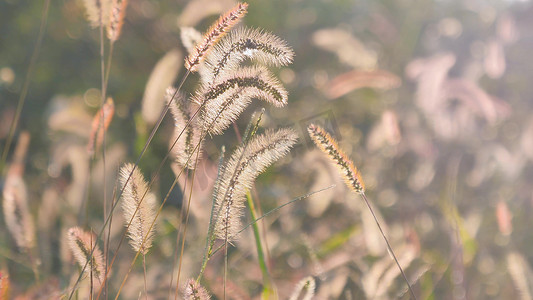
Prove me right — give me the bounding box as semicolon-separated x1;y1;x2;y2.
207;185;338;265
245;191;274;296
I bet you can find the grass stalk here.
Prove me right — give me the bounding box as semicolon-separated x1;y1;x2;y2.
360;192;417;300
245;191;275;298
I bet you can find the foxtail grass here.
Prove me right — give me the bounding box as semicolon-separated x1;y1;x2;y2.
185;2;248;71
183;278;211;300
308;124;417;300
67;227;105;293
200;27;294;84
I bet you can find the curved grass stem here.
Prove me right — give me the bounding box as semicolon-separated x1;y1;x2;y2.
359;192;417;300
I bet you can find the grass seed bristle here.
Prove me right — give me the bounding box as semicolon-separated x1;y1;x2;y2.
213;128;298;242
67;227;105;288
119;163;157;255
201;27;294;84
166;87;203;169
185;2;248;72
107;0;128;41
183;279;211;300
307;124;365;193
197;66;287;135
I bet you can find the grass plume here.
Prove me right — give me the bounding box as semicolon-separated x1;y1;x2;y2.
81;0;111;28
67;227;105;290
2;132;34;252
183;279;211;300
307;124;364;193
201;27;294;84
119;163;157;255
213;128;298;242
166;88;203;169
107;0;128;42
185;2;248;72
197;66;288;135
307;124;416;300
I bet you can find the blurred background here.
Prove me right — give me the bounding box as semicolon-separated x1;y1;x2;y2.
1;0;533;298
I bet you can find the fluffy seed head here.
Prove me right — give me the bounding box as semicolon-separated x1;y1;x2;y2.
107;0;128;41
82;0;111;28
119;163;157;255
213;128;298;242
185;2;248;71
197;66;287;135
183;279;211;300
201;27;294;84
308;124;365;193
166;88;203;169
2;175;34;251
2;132;34;251
67;227;105;288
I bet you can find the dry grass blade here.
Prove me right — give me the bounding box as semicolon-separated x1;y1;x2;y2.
185;2;248;71
119;163;157;255
183;279;211;300
87;97;114;156
166;88;203;169
67;227;105;290
213;128;298;242
201;27;294;84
